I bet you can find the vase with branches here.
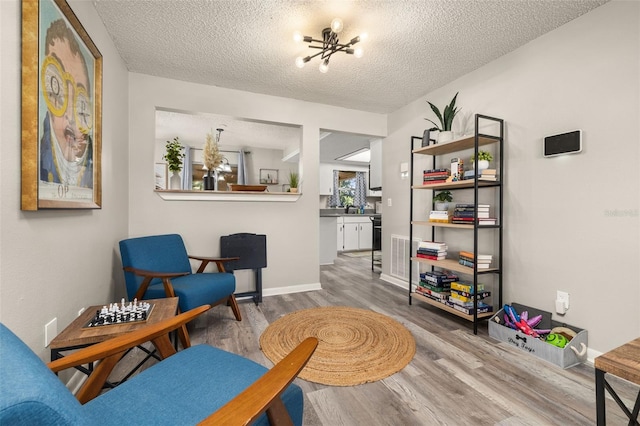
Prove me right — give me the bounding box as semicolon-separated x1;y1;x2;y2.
202;129;225;190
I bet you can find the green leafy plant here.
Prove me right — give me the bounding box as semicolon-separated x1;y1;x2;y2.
425;92;459;131
163;137;185;172
471;151;493;162
433;190;452;203
288;171;299;189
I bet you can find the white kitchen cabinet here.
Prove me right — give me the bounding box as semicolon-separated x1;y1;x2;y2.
319;164;334;195
343;217;373;251
359;220;373;249
366;171;382;197
336;217;344;251
343;221;360;251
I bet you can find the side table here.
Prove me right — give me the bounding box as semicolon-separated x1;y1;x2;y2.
50;297;179;384
595;337;640;425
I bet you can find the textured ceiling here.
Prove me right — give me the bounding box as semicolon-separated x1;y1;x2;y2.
96;0;608;163
93;0;608;115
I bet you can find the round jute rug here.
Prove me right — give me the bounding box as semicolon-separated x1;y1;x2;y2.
259;306;416;386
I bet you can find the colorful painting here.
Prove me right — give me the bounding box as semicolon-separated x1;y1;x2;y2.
21;0;102;210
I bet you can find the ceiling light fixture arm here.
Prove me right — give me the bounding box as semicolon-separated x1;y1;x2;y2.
294;19;366;72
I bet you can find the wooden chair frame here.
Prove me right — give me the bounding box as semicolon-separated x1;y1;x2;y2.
47;305;317;425
124;254;242;347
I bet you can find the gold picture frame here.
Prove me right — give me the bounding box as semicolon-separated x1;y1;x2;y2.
21;0;102;210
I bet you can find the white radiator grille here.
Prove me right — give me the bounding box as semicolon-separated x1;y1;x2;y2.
390;234;421;283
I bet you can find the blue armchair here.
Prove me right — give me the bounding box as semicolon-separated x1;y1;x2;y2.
119;234;241;322
0;306;317;425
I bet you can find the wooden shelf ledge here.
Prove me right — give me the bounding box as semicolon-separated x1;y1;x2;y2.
155;190;301;202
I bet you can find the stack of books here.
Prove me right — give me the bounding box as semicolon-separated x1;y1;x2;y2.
416;241;448;260
479;168;497;181
428;210;450;223
423;168;450;185
451;281;488;296
415;270;459;303
446;280;493;314
458;250;493;269
462;168;498;181
451;204;491;224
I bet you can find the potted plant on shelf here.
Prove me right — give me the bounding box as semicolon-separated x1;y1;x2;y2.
471;151;493;171
163;137;185;190
288;171;299;193
425;92;459;144
433;190;452;211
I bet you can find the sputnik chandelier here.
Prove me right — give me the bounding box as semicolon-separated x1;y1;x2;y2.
294;18;367;73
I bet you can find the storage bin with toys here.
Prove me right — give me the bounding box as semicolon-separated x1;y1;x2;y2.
488;302;588;369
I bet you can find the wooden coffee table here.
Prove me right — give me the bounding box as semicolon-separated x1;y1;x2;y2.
50;297;179;380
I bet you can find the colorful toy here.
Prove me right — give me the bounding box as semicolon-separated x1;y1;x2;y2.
501;304;551;339
546;333;568;348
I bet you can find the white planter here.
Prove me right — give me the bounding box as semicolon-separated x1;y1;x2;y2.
478;160;490;171
169;171;181;189
437;131;453;144
434;202;449;211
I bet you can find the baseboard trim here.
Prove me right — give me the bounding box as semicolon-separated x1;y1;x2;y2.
66;370;88;394
263;282;322;297
379;273;407;290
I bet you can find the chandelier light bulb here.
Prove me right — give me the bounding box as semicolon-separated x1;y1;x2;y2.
293;31;303;43
295;56;306;68
359;32;368;42
319;60;329;73
330;18;343;33
354;47;364;58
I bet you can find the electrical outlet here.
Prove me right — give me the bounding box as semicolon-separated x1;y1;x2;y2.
387;198;392;207
44;318;57;347
556;291;570;314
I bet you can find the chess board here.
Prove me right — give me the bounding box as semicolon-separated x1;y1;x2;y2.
83;299;154;328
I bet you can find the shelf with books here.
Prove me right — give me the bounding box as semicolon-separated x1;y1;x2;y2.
409;114;504;334
412;179;500;190
410;292;495;320
413;221;473;229
410;257;499;275
412;221;501;230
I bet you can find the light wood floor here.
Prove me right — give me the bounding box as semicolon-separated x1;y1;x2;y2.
117;254;639;425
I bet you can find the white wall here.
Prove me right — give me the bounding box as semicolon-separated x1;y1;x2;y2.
0;0;130;358
383;0;639;354
128;74;386;295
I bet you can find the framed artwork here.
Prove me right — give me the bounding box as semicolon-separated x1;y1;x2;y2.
154;163;168;190
259;169;279;185
21;0;103;210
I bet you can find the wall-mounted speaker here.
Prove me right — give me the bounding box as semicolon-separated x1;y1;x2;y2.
543;130;582;158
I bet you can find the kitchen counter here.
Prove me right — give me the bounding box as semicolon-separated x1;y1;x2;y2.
320;209;380;218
